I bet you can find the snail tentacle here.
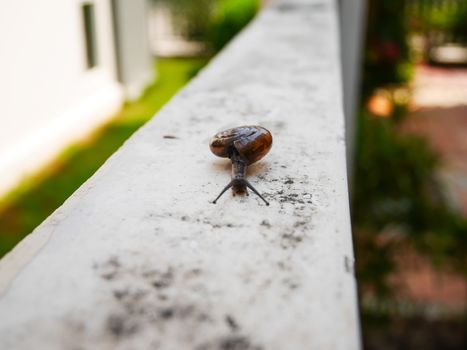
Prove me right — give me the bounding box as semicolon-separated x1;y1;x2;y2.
243;179;269;206
212;179;269;206
212;180;234;204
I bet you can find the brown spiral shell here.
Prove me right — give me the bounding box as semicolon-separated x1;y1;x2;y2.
209;125;273;165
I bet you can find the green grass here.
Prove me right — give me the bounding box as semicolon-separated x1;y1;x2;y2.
0;57;208;258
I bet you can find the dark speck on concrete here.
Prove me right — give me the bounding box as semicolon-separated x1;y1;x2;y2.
197;335;262;350
113;289;128;300
96;260;214;342
277;193;305;205
153;280;169;289
282;277;300;290
284;178;294;185
289;283;299;290
107;314;139;337
159;307;175;319
151;269;174;289
293;221;307;228
163;135;178;139
95;256;121;280
225;315;239;331
184;268;202;279
220;336;256;350
281;232;304;249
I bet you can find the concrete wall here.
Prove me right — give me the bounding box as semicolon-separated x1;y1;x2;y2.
0;0;124;196
0;0;360;348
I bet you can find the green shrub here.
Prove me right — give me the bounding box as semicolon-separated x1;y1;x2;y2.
353;113;440;230
151;0;259;53
352;111;467;293
209;0;259;52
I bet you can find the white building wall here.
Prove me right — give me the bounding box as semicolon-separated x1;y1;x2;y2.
0;0;124;195
113;0;154;100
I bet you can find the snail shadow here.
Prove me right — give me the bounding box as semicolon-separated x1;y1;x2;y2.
209;160;270;177
210;160;231;173
247;161;270;177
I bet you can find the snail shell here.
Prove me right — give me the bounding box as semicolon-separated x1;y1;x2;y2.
210;125;272;205
209;125;273;164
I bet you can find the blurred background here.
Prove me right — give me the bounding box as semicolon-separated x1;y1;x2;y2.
0;0;465;349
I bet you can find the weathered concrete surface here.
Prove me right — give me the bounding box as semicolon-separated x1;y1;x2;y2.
0;0;360;349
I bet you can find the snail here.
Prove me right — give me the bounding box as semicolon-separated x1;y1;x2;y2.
209;125;273;205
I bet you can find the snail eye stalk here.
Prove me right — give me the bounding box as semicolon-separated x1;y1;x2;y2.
212;180;235;204
212;180;269;206
243;179;269;206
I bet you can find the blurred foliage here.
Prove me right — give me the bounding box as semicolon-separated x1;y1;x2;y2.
407;0;467;64
362;312;467;350
152;0;259;52
152;0;215;41
355;228;397;296
407;0;467;41
353;0;467;297
353;112;467;292
0;58;207;258
209;0;259;52
353;114;440;231
362;0;411;99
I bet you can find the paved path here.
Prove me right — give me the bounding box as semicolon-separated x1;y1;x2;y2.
404;64;467;216
391;64;467;309
411;65;467;108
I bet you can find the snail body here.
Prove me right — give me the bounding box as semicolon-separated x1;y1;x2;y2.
209;125;272;205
